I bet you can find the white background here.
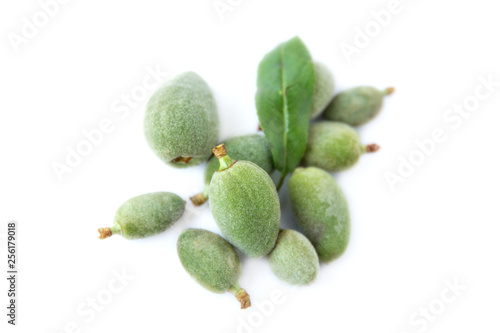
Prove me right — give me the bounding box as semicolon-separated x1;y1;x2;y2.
1;0;499;332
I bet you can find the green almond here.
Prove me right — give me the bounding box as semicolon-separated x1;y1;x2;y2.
303;121;379;172
190;134;274;206
268;229;319;285
98;192;185;240
143;71;219;168
310;62;335;119
209;144;280;258
323;86;394;126
177;228;251;309
288;167;350;263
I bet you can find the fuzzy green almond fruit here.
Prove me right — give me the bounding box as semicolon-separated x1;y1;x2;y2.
268;229;319;286
209;144;280;258
303;121;380;172
190;134;274;206
323;86;394;126
143;71;219;168
288;167;350;263
310;62;335;119
98;192;185;240
177;228;251;309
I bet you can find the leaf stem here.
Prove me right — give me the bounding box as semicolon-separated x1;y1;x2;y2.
276;172;286;192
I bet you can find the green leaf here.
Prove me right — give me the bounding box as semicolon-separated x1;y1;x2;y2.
255;37;315;189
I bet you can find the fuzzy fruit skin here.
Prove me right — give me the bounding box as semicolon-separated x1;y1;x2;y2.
303;121;365;172
143;72;219;168
204;134;274;185
209;160;280;258
323;86;389;126
177;229;241;294
115;192;185;239
288;167;350;263
191;134;274;206
268;229;319;285
310;62;335;119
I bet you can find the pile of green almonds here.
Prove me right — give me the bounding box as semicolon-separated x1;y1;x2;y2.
97;64;393;309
